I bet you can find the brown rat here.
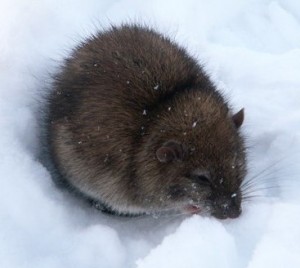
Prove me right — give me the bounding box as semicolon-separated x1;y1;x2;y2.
43;24;246;219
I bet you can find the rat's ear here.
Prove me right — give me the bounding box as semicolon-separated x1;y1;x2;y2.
232;108;244;128
156;141;184;163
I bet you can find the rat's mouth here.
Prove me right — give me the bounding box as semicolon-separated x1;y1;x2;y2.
184;205;202;214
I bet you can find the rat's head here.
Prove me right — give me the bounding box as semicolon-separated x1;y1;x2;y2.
138;92;246;220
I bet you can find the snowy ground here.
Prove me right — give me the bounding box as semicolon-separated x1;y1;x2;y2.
1;0;300;267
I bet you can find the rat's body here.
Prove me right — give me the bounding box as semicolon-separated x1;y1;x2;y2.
43;24;246;219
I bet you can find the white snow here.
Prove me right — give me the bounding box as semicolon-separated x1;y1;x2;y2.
1;0;300;267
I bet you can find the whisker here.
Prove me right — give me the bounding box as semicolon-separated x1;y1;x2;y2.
241;156;290;189
242;185;281;195
243;194;265;199
242;196;265;203
242;170;280;189
242;192;272;199
242;180;275;192
242;181;280;192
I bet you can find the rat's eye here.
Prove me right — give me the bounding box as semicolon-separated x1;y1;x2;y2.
189;170;211;186
195;175;211;185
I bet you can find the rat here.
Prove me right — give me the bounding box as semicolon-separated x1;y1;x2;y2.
42;24;246;220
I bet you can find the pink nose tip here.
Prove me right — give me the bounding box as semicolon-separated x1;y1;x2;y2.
184;205;202;214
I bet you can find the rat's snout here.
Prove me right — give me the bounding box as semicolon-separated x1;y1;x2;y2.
211;195;241;220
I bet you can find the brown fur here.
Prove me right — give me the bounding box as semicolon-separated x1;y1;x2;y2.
45;24;246;219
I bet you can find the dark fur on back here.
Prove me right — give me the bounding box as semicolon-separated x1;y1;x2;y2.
43;24;246;219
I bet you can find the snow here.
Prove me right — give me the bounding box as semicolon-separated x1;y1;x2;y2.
1;0;300;267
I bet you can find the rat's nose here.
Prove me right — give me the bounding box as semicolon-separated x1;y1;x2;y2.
212;196;241;219
226;205;241;219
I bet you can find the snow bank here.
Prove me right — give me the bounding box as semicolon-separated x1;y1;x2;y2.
1;0;300;267
137;216;238;268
